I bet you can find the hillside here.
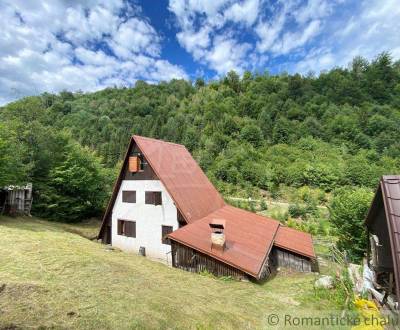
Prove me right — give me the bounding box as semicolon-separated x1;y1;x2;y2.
0;216;343;329
0;53;399;226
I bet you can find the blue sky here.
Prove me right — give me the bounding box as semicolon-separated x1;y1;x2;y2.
0;0;399;104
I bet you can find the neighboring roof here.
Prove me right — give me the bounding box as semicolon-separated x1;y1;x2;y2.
134;135;225;223
366;175;400;306
274;226;316;259
168;205;280;278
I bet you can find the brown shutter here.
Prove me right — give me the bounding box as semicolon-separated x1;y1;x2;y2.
145;192;154;204
126;221;136;238
117;220;123;235
122;191;136;203
155;192;162;205
129;156;140;172
162;225;173;245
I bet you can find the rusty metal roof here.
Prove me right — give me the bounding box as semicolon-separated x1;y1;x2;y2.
274;226;316;259
99;135;316;277
168;205;281;278
133;135;225;223
366;175;400;307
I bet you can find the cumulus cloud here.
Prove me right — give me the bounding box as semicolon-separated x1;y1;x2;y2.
0;0;187;105
169;0;400;77
293;0;400;73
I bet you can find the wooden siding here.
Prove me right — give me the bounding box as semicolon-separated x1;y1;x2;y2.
272;247;315;273
171;241;247;280
123;145;158;180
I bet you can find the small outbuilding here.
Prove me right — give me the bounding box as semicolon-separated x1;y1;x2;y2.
0;183;33;216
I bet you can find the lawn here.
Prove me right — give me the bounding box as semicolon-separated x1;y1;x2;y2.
0;216;345;329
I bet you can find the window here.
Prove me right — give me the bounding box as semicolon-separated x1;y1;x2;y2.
122;191;136;203
117;220;136;238
161;225;173;245
145;191;162;205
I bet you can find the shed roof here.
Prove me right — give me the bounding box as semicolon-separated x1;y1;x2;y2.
366;175;400;306
168;205;281;277
274;226;315;259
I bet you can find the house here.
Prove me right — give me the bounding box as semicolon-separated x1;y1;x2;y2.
365;175;400;310
0;183;33;216
98;135;316;280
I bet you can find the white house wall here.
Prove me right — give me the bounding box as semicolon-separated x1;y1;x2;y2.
111;180;178;263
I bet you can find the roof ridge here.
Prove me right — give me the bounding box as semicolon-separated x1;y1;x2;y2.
133;135;187;148
224;204;280;225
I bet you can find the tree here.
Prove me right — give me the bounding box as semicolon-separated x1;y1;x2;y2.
329;188;373;262
0;122;29;186
34;141;111;222
240;124;263;147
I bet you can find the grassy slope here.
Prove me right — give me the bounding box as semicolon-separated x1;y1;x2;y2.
0;216;340;329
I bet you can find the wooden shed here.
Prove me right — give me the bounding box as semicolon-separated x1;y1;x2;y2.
0;184;33;216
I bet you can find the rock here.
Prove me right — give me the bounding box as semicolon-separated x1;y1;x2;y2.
315;275;334;289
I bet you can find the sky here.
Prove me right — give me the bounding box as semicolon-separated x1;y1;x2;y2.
0;0;399;105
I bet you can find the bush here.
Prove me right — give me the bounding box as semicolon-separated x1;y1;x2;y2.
329;187;373;262
288;204;307;218
259;199;268;211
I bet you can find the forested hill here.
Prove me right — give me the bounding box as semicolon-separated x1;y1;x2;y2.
1;52;400;222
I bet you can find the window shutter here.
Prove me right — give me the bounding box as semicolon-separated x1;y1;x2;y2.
122;191;136;203
145;192;154;204
127;221;136;238
155;192;162;205
117;220;123;235
129;156;140;172
161;225;173;245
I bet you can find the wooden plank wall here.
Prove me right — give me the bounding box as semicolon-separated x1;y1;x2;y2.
171;241;247;280
273;248;313;272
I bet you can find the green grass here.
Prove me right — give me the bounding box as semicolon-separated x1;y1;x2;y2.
0;216;346;329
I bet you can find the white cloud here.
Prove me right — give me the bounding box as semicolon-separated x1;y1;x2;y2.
272;20;321;55
224;0;260;27
255;11;286;53
0;0;187;105
293;0;400;73
204;36;252;74
168;0;262;74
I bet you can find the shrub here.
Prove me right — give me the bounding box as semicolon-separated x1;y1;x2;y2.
329;187;373;262
259;199;268;211
288;204;307;218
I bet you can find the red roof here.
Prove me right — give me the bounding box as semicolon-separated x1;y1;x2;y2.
134;135;225;223
274;226;316;259
168;205;281;277
99;135;315;277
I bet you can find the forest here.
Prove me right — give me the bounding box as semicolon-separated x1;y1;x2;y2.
1;52;399;261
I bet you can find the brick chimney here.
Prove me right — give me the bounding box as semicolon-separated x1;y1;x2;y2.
209;219;226;251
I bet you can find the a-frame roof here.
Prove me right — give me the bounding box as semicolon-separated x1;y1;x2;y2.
98;135;225;238
133;135;225;223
